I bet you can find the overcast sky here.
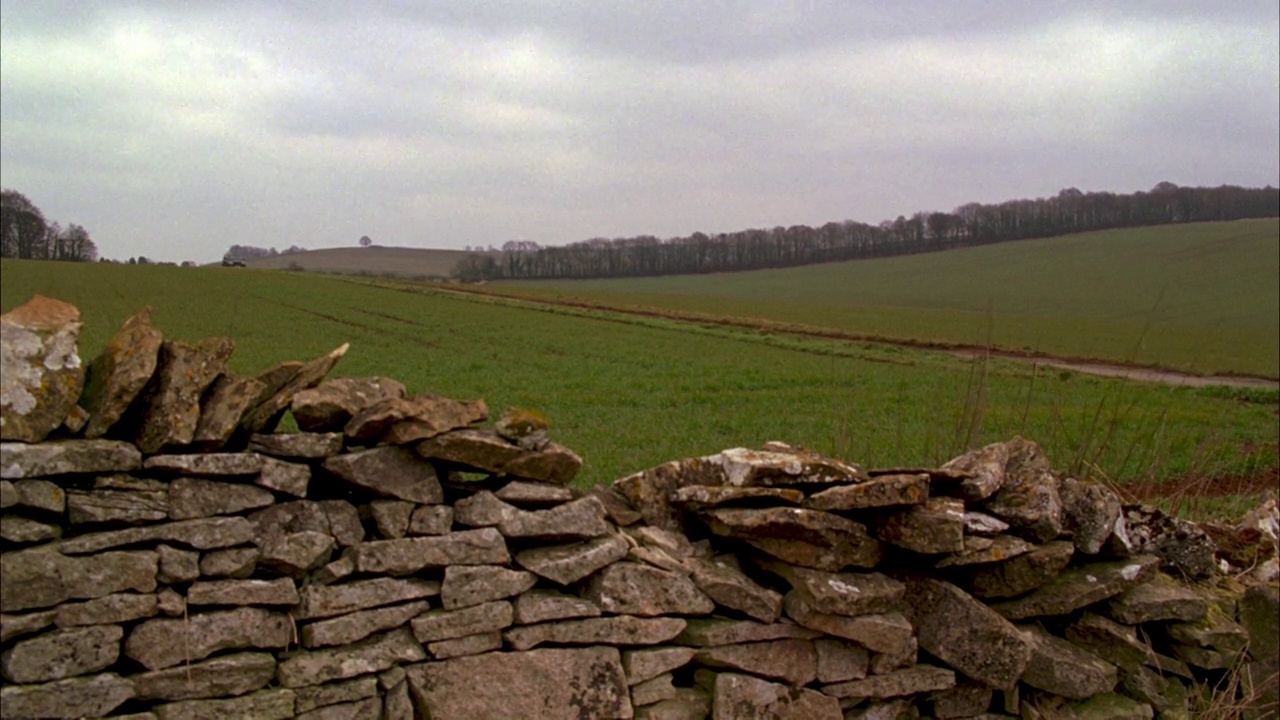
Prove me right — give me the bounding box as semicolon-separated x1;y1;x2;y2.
2;2;1277;263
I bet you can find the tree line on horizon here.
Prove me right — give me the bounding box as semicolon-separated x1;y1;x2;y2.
453;182;1280;282
0;189;98;262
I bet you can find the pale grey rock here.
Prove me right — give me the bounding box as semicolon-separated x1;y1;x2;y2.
144;450;262;474
686;556;783;623
55;593;157;628
301;600;429;648
410;601;513;643
155;544;200;584
979;437;1063;543
453;489;519;527
345;393;484;444
815;637;870;683
256;457;311;497
515;533;630;585
711;672;842;719
187;578;299;606
963;511;1010;535
783;594;913;654
1;439;140;479
369;499;414;539
498;495;609;540
353;528;509;575
495;479;574;506
66;484;169;525
296;577;440;620
1019;624;1118;699
408;504;453;535
624;647;697;685
133;652;276;701
3;479;63;512
198;546;259;578
0;671;135;720
277;628;426;688
0;514;60;543
154;688;296;720
406;646;630;719
426;631;504;659
694;638;818;686
1;548;157;613
758;561;904;617
941;441;1009;500
1060;477;1123;554
0;609;55;642
513;590;602;625
676;617;820;647
505;615;686;651
258;530;335;577
248;431;344;458
294;676;378;714
1;624;122;683
990;555;1161;620
441;564;537;610
586;562;714;617
0;296;84;443
322;445;443;504
125;607;291;670
903;577;1032;690
56;516;255;554
805;473;930;510
701;506;883;571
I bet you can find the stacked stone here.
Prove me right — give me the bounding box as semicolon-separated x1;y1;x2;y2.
2;295;1276;719
612;438;1279;718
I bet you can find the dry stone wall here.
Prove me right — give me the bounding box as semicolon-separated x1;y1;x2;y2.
1;295;1277;719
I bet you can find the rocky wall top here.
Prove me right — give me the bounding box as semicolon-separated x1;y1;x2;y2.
0;296;1276;720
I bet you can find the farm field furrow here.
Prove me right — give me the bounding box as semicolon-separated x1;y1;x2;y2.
495;219;1280;378
3;258;1276;503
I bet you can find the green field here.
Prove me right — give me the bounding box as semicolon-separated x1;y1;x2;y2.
495;220;1280;379
3;258;1276;510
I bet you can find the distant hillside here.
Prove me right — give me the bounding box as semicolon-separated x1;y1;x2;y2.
242;246;480;278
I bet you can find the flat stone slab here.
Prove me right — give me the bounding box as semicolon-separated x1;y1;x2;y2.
55;593;158;628
962;540;1075;599
821;664;956;700
167;477;274;520
686;556;783;623
701;507;883;571
935;534;1034;568
1104;574;1209;624
144;453;264;476
515;533;630;585
345;393;485;444
676;617;820;647
302;600;430;648
441;565;537;610
694;639;818;686
625;647;698;685
673;485;805;508
57;516;255;554
296;577;441;620
125;606;291;670
1;624;123;683
249;431;345;458
875;497;965;553
990;555;1161;620
65;483;169;526
586;562;715;617
713;446;868;487
804;473;929;510
81;306;162;440
411;601;514;643
278;628;425;688
133;652;276;701
903;577;1032;690
612;456;729;532
290;376;406;433
815;637;870;683
0;671;136;720
505;616;687;651
1;439;140;479
187;578;299;607
0;610;55;643
498;495;609;540
1;548;157;613
512;590;602;625
407;647;631;720
353;528;509;575
759;561;904;617
494;480;574;506
154;688;296;720
712;672;842;719
1019;624;1118;699
427;631;504;660
783;594;913;655
1064;612;1157;672
294;676;378;714
454;490;519;527
322;446;443;504
1;478;64;512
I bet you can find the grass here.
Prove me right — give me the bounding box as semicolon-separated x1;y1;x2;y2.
493;219;1280;379
2;258;1276;493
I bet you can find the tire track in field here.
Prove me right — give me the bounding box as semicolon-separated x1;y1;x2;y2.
410;283;1280;391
